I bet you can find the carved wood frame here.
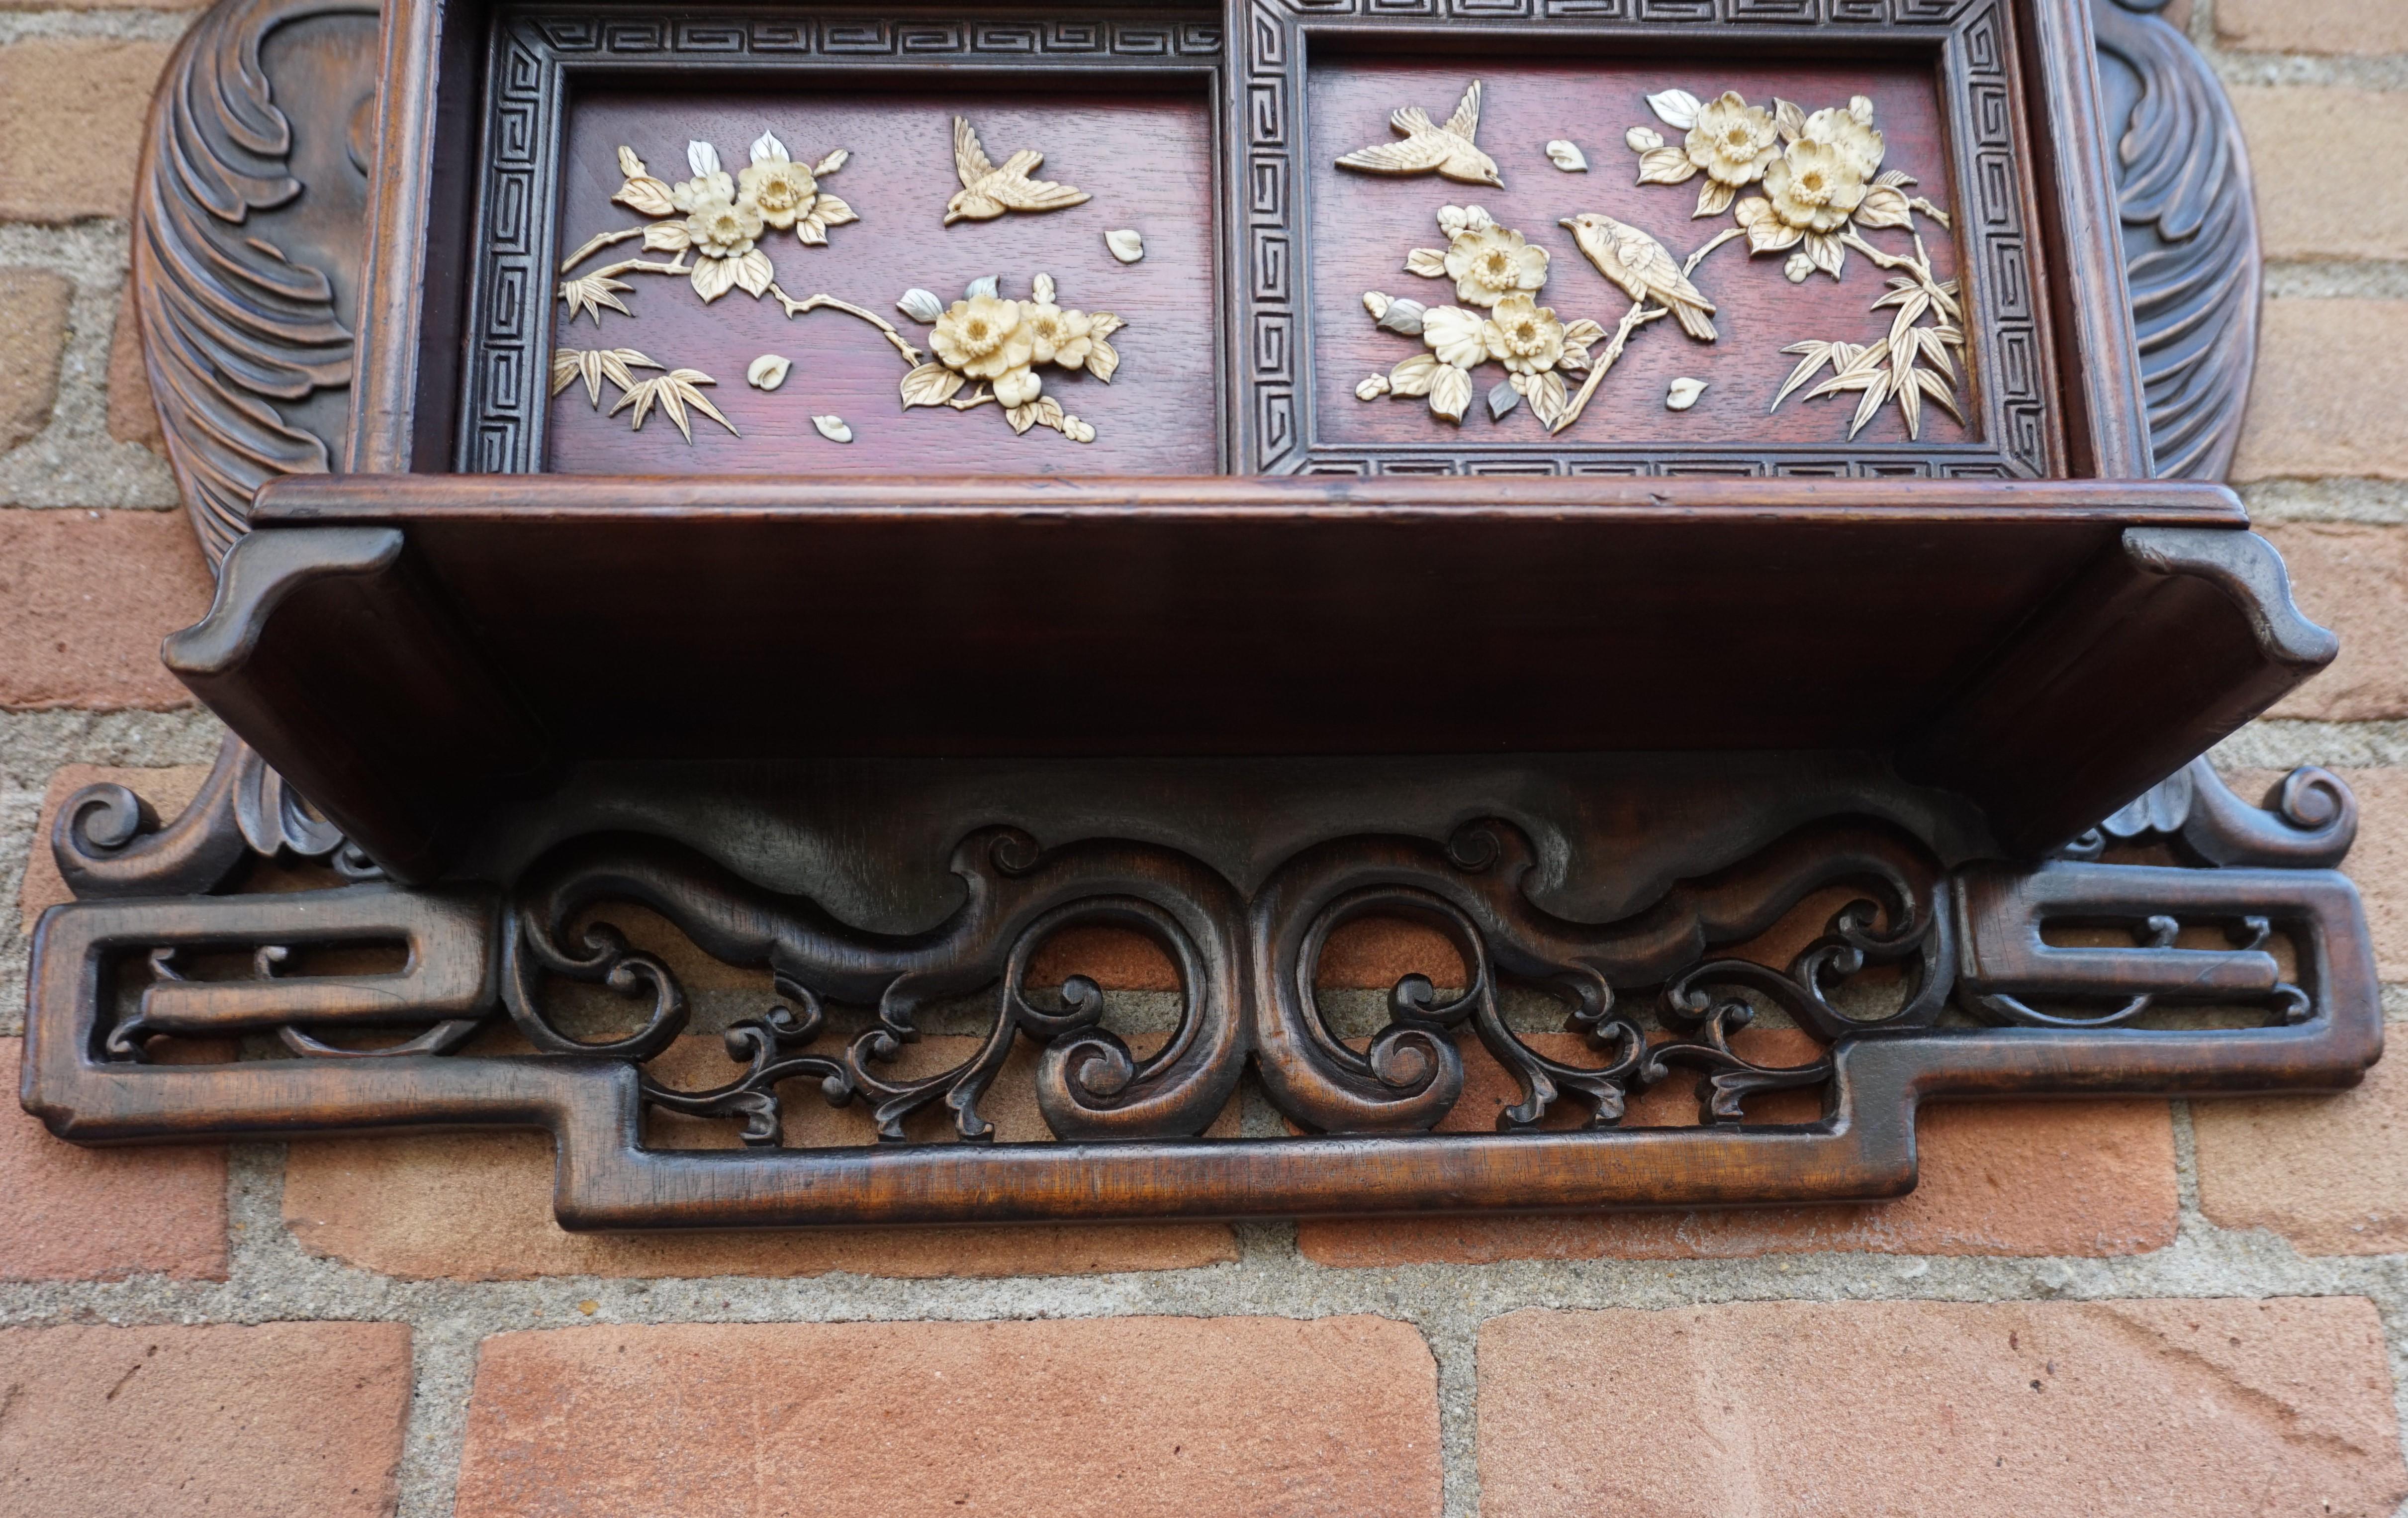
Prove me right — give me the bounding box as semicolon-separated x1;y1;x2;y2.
1226;0;2115;477
58;0;2370;1232
456;3;1228;473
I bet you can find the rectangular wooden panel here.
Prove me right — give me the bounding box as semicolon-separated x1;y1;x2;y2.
547;87;1223;476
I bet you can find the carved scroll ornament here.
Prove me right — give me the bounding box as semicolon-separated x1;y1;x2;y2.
23;761;2379;1226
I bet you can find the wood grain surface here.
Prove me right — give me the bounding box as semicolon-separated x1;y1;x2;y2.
546;87;1219;476
1307;58;1966;452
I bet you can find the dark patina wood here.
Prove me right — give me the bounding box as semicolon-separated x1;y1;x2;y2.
62;0;2359;1235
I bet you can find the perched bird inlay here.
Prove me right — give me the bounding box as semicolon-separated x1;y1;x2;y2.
943;116;1093;225
1561;211;1719;341
1335;79;1503;188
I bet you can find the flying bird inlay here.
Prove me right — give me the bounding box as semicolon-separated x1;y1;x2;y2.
943;116;1092;225
1335;79;1503;188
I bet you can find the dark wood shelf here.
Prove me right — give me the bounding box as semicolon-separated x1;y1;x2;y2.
166;474;2324;882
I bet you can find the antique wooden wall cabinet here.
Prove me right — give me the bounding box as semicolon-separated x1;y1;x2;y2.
27;0;2378;1229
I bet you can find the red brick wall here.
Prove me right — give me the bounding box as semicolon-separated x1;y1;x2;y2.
5;4;2408;1514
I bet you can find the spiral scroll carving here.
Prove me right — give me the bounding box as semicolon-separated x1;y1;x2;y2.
493;819;1966;1143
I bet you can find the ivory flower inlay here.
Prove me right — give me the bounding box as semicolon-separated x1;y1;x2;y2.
1358;205;1605;429
1439;217;1550;308
897;272;1122;444
557;131;858;314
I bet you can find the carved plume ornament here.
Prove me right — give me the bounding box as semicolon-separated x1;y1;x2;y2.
131;0;378;562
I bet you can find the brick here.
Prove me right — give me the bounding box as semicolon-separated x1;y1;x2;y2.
456;1316;1441;1518
2195;1040;2408;1252
21;762;213;927
0;0;210;10
2235;90;2408;262
1480;1297;2408;1517
2263;523;2408;720
105;284;164;453
0;1322;412;1518
1297;1032;2174;1266
1031;915;1463;991
1;1038;226;1280
0;39;176;222
2218;0;2408;55
2316;767;2408;981
0;269;72;454
2232;300;2408;482
284;1033;1239;1278
0;508;213;709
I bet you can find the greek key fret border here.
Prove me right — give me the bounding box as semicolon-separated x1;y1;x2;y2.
1232;0;2050;476
461;6;1224;474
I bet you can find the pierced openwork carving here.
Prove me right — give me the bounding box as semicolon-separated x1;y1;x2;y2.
23;764;2380;1226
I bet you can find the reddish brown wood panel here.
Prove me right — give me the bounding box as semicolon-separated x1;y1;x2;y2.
546;87;1221;476
1306;57;1965;454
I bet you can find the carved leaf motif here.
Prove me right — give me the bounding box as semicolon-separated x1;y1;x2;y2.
1086;338;1119;383
688;140;722;177
896;288;943;323
1388;352;1441;396
1429;362;1472;422
965;275;1001;300
1849;367;1892;438
1527;368;1568;427
1914;362;1964;422
1563;318;1605;348
750;129;788;165
1894;356;1922;438
1405;247;1449;278
1005;401;1039;434
1773;97;1806;143
1695;178;1736;218
1804;230;1845;277
1487;379;1520;420
1556;341;1589;373
618;146;648;179
1849;95;1875;126
1087;312;1124;340
1647;89;1702;129
1854;184;1912;229
813;194;858;227
691;256;739;303
812;148;849;176
1637;146;1699;185
1377;297;1427;336
733;249;774;297
644;221;691;253
615;177;677;217
900;362;966;408
1626;126;1664;152
795;216;828;247
1770;340;1838;411
1546;140;1588;172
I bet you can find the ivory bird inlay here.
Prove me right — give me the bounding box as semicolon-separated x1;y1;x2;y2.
943;117;1091;225
1561;212;1718;341
1335;79;1502;188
